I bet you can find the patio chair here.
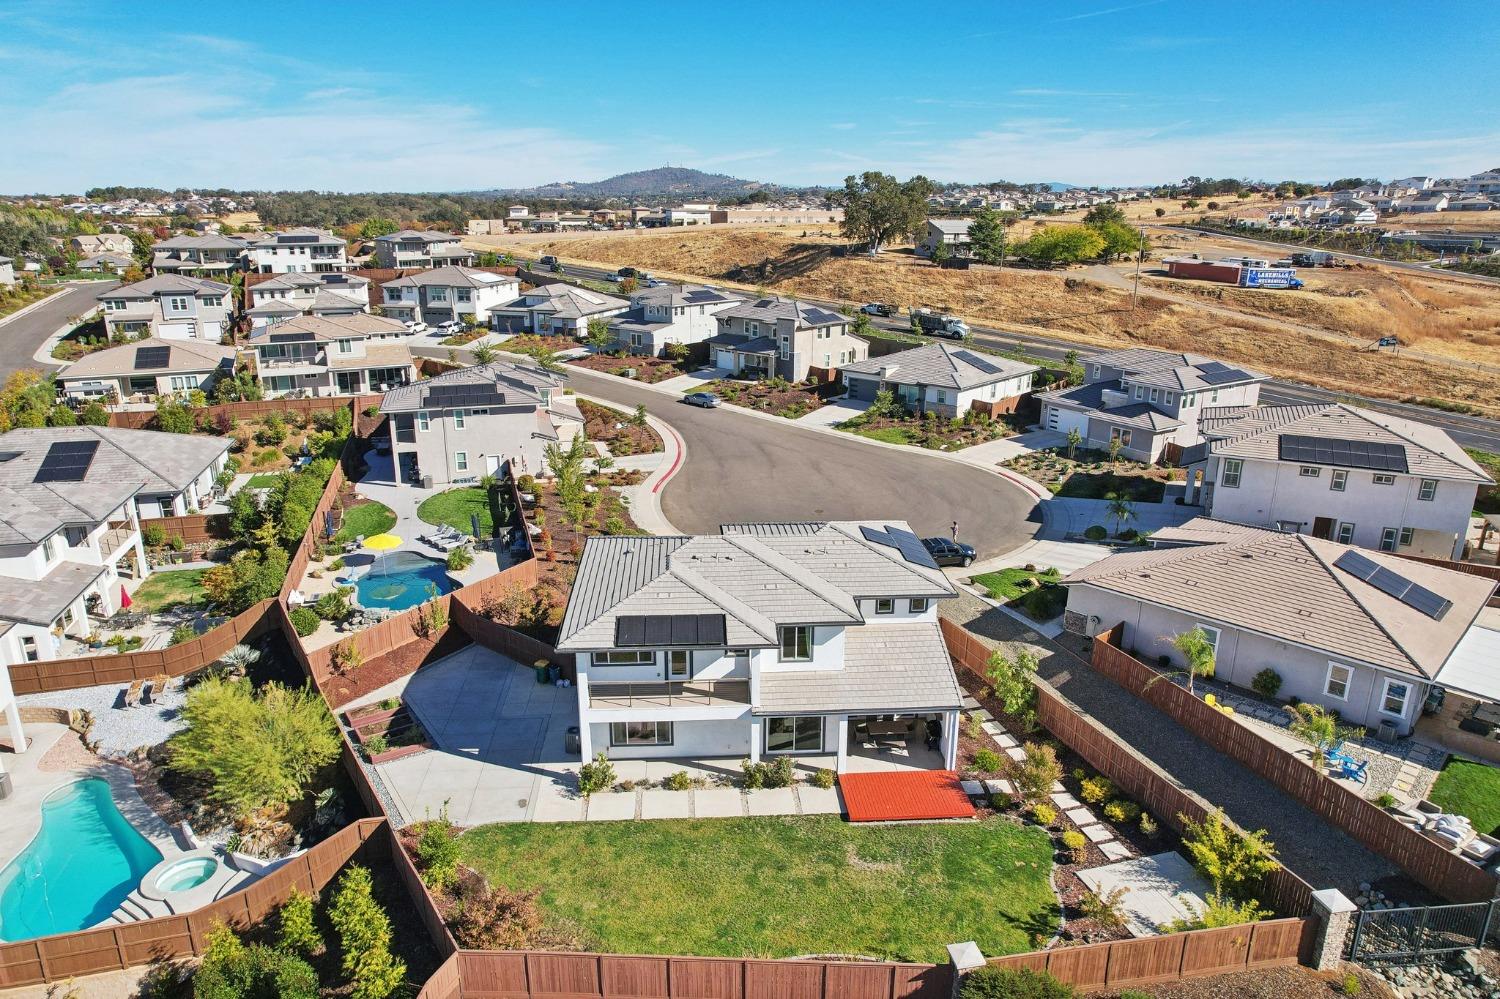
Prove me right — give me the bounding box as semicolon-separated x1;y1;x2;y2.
1336;757;1369;783
123;679;145;708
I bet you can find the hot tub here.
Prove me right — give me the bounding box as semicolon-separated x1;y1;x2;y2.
154;856;218;893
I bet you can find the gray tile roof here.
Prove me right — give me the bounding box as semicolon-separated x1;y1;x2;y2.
1035;382;1183;431
380;360;563;413
489;283;628;321
152;234;247;251
840;342;1036;391
0;560;108;627
927;218;973;236
248;227;343;247
57;337;235;379
381;266;517;290
634;284;739;309
246;313;408;342
718;297;847;329
377;230;462;243
1063;521;1496;678
102;274;230;300
755;622;963;714
1084;347;1265;391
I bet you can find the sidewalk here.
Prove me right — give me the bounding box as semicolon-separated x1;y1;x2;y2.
795;396;869;429
571;390;685;536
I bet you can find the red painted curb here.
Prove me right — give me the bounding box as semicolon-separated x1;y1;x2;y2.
651;425;686;495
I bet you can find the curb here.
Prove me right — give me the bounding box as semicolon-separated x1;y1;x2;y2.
0;284;73;330
568;389;684;536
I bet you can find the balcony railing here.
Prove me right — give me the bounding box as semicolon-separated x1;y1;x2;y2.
588;679;751;710
100;522;137;560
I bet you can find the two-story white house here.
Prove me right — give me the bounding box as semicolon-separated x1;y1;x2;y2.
488;283;630;337
379;360;573;487
246;314;415;398
372;230;475;270
244;228;350;273
148;234;247;277
244;273;371;328
839;342;1037;418
606;285;742;356
58;338;236;406
1062;517;1499;737
1036;348;1266;463
379;267;519;327
918;218;973;257
705;297;870;382
1180;402;1491;560
557;521;964;773
97;275;234;342
0;426;231;662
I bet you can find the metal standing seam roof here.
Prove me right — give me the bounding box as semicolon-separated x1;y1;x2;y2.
840;342;1037;391
1062;526;1496;679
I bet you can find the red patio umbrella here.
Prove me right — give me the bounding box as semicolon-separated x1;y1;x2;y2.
120;586;133;609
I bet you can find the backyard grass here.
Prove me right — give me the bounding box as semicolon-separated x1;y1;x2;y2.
971;567;1067;622
417;487;494;534
1428;759;1500;836
459;815;1056;962
335;500;397;543
128;569;207;613
245;473;281;488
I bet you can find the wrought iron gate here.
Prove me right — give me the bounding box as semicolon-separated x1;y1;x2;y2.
1348;899;1497;963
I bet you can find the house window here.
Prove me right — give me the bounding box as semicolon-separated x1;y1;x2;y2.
1399;527;1414;547
610;721;672;746
337;339;353;354
1372;474;1395;485
1418;479;1437;501
453;409;466;430
875;598;894;615
43;535;59;561
1330;469;1347;491
1196;624;1221;659
21;636;38;662
417;411;430;431
1299;466;1321;478
1091;365;1101;379
591;650;653;666
1149;388;1160;403
166;296;189;311
1133;385;1144;400
1110;427;1132;447
668;650;691;679
747;321;760;337
1380;679;1411;717
454;451;468;471
909;598;929;613
779;626;812;662
1379;528;1399;552
1222;459;1243;488
1325;663;1352;700
1164;392;1175;405
935;390;948;405
1336;522;1355;544
765;716;823;753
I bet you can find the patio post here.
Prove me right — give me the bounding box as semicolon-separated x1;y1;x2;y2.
576;719;592;761
3;701;25;755
1309;889;1357;971
943;709;959;771
747;717;762;764
834;715;849;773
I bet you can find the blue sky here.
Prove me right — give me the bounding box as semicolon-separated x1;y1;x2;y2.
3;0;1497;193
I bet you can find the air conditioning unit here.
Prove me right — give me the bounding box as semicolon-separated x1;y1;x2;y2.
1376;720;1399;743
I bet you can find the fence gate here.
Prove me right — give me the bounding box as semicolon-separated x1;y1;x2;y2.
1348;900;1497;963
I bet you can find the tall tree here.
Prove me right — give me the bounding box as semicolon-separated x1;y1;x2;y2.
1082;203;1127;228
967;207;1014;266
835;172;935;252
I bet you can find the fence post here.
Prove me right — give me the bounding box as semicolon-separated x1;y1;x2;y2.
1311;889;1358;970
945;942;985;998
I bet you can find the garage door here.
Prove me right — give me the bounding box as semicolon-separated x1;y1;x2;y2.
846;376;879;402
1044;405;1088;436
157;323;195;340
714;349;736;369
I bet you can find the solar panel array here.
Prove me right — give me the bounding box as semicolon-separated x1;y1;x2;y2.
801;308;844;326
269;332;309;343
1197;364;1252;386
953;349;1003;376
280;233;321;244
423;383;507;409
1279;435;1409;473
133;346;170;370
615;613;728;648
34;440;100;483
753;299;775;308
683;289;723;304
1333;550;1452;620
859;524;940;569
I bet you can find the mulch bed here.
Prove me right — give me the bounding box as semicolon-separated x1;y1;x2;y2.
1002;447;1174;501
323;625;471;709
1093;965;1396;999
499;333;578;354
567;351;693;384
847;411;1024;450
700;377;841;418
576;398;663;456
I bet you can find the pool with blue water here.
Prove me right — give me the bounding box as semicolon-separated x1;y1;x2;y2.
356;550;457;612
0;778;162;942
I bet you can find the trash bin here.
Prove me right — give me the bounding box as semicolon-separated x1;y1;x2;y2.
547;664;561;684
534;663;550;685
564;726;581;755
0;772;11;800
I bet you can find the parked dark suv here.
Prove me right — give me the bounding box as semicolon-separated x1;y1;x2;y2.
922;537;975;567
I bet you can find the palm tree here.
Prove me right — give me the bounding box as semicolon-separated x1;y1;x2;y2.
471;343;497;365
1106;493;1136;537
1065;427;1083;460
1169;627;1217;695
216;643;261;679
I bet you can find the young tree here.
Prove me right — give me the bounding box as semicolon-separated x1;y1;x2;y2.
329;866;406;999
1065;426;1083;460
967;206;1012;266
585;316;613;352
1106;493;1136;536
1082;203;1127;228
1009;741;1063;810
618;276;639;295
930;239;951;265
470;343;497;365
1179;809;1279;900
835;172;936;252
1166;626;1217;694
1106;434;1124;465
985;648;1039;722
1155;207;1167;218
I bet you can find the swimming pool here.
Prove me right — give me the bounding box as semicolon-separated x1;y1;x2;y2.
0;779;162;941
356;550;457;612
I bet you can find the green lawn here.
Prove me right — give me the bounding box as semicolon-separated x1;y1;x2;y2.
128;569;207;613
971;567;1067;622
850;425;917;445
1429;759;1500;836
335;501;397;542
1055;470;1166;502
417;487;493;534
245;473;281;488
459;815;1056;963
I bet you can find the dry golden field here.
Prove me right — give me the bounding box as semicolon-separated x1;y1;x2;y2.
472;225;1500;415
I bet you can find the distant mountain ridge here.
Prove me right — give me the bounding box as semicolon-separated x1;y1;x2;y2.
480;167;776;200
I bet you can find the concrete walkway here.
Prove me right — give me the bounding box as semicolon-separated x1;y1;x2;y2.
955;429;1066;467
795;396;869;429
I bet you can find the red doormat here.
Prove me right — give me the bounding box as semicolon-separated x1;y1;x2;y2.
840;770;975;822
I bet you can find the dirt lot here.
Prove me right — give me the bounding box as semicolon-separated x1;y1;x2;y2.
473;226;1500;416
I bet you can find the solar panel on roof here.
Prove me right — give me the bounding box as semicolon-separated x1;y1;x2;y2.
859;524;940;569
269;332;308;343
1199;368;1251;385
33;439;100;483
133;346;170;370
1197;360;1231;374
1279;435;1408;473
683;289;721;303
280;233;320;244
614;613;727;648
801;308;843;325
953;349;1003;375
1332;550;1452;620
753;299;774;308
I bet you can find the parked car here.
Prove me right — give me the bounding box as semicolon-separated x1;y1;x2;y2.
435;319;465;334
403;320;428;334
644;278;665;288
539;255;558;267
681;392;721;409
860;302;895;317
922;536;975;567
603;273;622;282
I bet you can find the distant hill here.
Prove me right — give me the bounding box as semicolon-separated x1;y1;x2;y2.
481;167;775;201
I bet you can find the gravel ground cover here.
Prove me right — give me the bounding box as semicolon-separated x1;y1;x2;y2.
19;680;187;757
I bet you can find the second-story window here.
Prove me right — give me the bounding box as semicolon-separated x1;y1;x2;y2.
910;598;930;613
417;411;430;432
1418;478;1437;501
166;296;189;312
337;339;353;354
1330;469;1348;491
1299;466;1321;478
453;409;466;430
779;626;812;662
1372;474;1395;486
875;598;894;615
1222;458;1243;488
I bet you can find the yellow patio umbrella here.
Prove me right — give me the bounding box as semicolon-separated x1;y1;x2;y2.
363;533;403;551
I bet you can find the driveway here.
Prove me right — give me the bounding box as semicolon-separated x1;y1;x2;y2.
796;396;868;429
565;366;1042;560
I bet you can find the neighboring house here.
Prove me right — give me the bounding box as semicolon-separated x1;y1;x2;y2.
371;230;475;269
70;234;134;256
244;228;350;274
244;273;370;328
76;252;135;274
1462;170;1500;195
556;520;964;771
245;314;415;397
149;235;246;276
1036;348;1265;463
664;203;720;226
919;218;972;257
1325;201;1378;225
705;297;869;381
0;256;13;287
1401;192;1450;213
606;284;741;356
0;426;232;663
380;360;572;486
488;283;629;337
97;275;234;342
840;342;1037;417
380;267;519;326
1180;402;1491;560
58;338;235;404
1061;516;1499;736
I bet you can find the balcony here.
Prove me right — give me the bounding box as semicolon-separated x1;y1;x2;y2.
588;679;751;710
100;521;138;562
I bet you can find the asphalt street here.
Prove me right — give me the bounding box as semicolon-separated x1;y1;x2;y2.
562;366;1043;559
0;280;117;382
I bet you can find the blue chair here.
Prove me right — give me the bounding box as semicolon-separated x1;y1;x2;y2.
1337;757;1369;783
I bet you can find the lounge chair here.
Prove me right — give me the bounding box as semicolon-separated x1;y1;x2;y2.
124;679;145;708
1462;833;1500;866
1335;758;1368;783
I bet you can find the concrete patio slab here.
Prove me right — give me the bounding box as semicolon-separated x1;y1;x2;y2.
586;792;638;821
693;787;746;818
532;785;585;823
1077;851;1212;937
746;786;798;816
640;790;693;820
798;785;843;815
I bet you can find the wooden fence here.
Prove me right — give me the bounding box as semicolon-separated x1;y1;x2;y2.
107;394;380;431
938;618;1317;917
0;818;387;989
140;512;230;544
1088;627;1499;904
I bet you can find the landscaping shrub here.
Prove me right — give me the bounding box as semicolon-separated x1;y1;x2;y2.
1139;812;1159;837
142;522;166;547
277;887;322;957
450;869;550;950
1010;742;1063;809
1031;803;1057;826
986;647;1039;723
960;966;1076;999
972;748;1003;774
1251;667;1283;698
289;607;320;637
169;622;197;646
1061;829;1087;864
812;768;836;790
1340;970;1363;996
663;770;694;791
416;812;461;890
1079;775;1113;804
1165;891;1267;931
1084;524;1107;541
577;752;616;797
741;759;766;789
1375;792;1397;809
1103;800;1140;824
194;922;319;999
1080;886;1129;931
329;866;405;999
362;734;389;757
447;545;474;571
314;587;353;622
1180;808;1279;901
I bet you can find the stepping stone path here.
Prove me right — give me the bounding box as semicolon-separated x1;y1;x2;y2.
961;779;986;796
1080;823;1114;844
1005;746;1028;762
985;779;1013;797
962;696;981;710
1066;807;1095;825
1050;793;1082;809
1099;841;1132;861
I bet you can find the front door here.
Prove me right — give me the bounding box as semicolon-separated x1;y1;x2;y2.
336;370;362;395
667;650;691;680
1312;517;1335;540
